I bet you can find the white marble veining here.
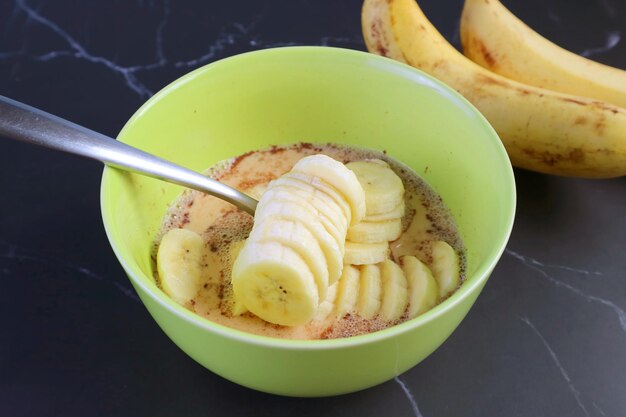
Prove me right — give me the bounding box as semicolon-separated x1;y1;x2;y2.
505;249;603;278
4;0;259;98
521;317;590;417
547;10;562;24
154;0;170;66
1;0;372;100
579;30;622;57
596;0;618;18
506;249;626;332
2;0;368;100
0;240;140;303
319;35;364;47
592;402;608;417
394;376;424;417
13;0;155;97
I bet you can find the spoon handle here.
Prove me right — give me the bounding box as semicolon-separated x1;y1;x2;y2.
0;95;257;215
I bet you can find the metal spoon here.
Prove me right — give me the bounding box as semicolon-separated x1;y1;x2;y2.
0;95;258;215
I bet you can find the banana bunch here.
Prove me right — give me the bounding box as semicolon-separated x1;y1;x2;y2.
361;0;626;178
461;0;626;108
232;154;366;326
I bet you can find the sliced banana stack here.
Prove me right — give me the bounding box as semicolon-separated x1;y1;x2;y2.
231;154;365;326
344;160;405;266
157;154;462;329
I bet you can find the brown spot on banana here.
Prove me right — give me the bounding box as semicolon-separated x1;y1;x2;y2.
595;115;606;134
362;0;406;63
574;116;587;125
591;101;622;114
560;97;588;106
475;37;497;68
474;73;509;88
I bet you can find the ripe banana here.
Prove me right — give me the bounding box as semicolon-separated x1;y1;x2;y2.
334;265;361;318
362;0;626;178
460;0;626;109
357;264;383;319
157;228;205;306
430;241;461;299
401;255;438;318
379;259;409;321
344;241;390;265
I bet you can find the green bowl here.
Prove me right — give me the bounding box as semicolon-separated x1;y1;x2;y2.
101;47;515;397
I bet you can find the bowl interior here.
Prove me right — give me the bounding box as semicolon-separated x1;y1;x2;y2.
101;47;515;345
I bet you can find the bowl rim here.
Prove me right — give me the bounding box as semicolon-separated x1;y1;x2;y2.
101;46;516;350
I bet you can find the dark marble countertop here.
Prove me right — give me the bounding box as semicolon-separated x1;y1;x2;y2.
1;0;625;416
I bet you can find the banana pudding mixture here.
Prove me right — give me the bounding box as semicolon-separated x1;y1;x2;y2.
154;143;465;340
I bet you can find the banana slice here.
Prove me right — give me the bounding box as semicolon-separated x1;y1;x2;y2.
344;241;389;265
401;255;438;319
431;241;461;299
334;265;360;318
313;282;339;322
292;154;366;224
357;264;383;319
346;160;404;216
231;241;319;326
347;218;402;243
250;218;329;301
157;228;205;306
263;185;346;249
379;259;409;321
254;199;343;285
363;200;405;222
277;172;352;227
